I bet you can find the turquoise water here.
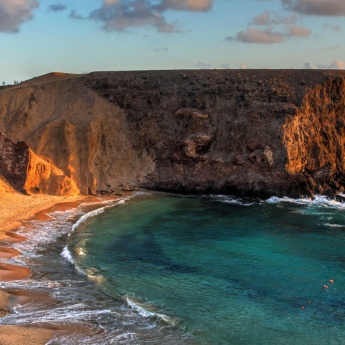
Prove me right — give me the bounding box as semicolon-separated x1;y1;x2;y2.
70;193;345;345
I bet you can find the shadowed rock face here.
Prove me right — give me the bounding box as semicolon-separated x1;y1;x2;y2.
0;133;28;193
1;70;345;198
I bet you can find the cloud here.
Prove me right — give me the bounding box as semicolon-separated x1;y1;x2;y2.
251;11;297;25
304;62;314;69
236;25;311;44
252;11;270;25
287;25;311;36
158;0;213;12
283;0;345;16
236;28;283;43
69;10;84;20
89;0;175;33
305;60;345;69
0;0;38;33
48;3;67;12
323;23;341;32
84;0;213;33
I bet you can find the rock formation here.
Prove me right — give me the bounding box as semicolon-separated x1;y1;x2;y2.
0;70;345;198
0;133;79;196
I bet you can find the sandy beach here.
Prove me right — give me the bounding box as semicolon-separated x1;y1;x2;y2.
0;190;131;344
0;192;87;345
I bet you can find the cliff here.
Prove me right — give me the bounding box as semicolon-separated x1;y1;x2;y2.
1;70;345;198
0;133;79;196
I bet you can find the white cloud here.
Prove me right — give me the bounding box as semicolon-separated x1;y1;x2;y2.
0;0;38;32
305;60;345;69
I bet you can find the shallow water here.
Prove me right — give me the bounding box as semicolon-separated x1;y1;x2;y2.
69;193;345;345
2;193;345;344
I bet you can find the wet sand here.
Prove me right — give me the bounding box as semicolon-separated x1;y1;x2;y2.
0;325;54;345
0;192;119;345
0;192;132;344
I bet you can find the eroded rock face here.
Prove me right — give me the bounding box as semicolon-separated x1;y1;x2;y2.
283;77;345;195
0;133;79;196
1;70;345;198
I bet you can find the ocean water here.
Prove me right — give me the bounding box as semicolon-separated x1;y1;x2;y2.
2;193;345;344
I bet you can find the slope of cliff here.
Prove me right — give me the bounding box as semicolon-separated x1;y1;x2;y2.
1;70;345;198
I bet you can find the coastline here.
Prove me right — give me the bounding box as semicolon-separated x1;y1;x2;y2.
0;192;127;345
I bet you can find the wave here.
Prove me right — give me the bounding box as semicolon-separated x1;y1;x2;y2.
125;296;181;328
61;245;74;264
265;195;345;210
70;196;132;233
323;223;345;228
207;193;345;210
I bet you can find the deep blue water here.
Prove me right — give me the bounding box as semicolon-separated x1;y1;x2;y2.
69;193;345;345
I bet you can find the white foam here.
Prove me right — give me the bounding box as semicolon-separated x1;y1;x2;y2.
208;194;255;206
71;196;132;233
114;332;137;341
265;195;345;210
71;207;107;232
61;245;74;264
125;296;180;327
126;296;155;318
324;223;344;228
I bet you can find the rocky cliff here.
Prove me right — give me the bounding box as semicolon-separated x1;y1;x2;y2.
1;70;345;198
0;133;79;196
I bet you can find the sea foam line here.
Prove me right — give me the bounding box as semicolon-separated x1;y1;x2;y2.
266;195;345;209
71;197;130;233
60;195;134;271
125;296;180;328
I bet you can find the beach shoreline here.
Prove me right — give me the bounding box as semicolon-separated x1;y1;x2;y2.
0;192;127;345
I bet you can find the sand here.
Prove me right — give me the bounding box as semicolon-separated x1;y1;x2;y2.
0;191;130;344
0;192;87;345
0;325;54;345
0;192;82;235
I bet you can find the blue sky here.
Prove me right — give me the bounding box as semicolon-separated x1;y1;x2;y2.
1;0;344;83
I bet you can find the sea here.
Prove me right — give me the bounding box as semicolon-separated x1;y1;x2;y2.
2;191;345;344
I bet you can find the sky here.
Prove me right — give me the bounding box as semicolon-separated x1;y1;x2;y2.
0;0;344;83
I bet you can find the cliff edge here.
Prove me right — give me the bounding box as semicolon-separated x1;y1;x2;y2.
1;70;345;198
